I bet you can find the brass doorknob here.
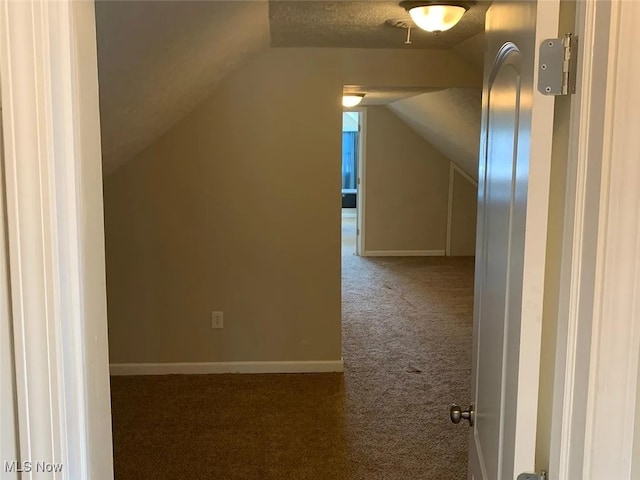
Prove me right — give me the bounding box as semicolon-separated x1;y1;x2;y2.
450;403;474;426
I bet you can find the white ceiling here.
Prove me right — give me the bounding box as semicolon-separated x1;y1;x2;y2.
269;1;490;49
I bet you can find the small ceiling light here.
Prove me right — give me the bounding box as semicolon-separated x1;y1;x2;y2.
400;1;473;32
342;94;365;108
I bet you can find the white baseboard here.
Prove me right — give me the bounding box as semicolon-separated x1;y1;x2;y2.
362;250;445;257
109;359;344;376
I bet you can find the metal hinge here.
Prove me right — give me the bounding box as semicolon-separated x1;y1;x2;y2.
518;471;548;480
538;33;577;96
357;228;360;235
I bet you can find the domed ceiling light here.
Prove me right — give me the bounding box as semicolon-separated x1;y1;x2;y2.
400;1;473;32
342;94;365;108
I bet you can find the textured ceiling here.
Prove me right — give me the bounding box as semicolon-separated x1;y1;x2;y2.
388;88;482;180
96;0;270;173
269;1;490;49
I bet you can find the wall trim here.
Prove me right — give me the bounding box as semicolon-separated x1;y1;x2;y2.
354;107;367;256
549;0;608;477
446;163;455;256
580;1;640;477
362;250;445;257
110;359;345;376
0;1;113;477
451;161;479;187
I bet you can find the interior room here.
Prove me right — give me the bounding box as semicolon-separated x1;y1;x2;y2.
97;1;503;478
6;1;640;479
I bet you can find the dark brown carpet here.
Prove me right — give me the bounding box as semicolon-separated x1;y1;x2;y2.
110;217;474;479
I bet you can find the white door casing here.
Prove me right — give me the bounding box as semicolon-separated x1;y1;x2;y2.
0;0;637;478
581;1;640;477
354;107;367;256
0;102;19;479
0;1;113;479
468;1;559;479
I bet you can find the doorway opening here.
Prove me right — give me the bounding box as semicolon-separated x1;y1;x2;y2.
341;110;362;257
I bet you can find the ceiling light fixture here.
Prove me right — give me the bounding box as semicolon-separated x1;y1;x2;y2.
399;1;473;33
342;94;365;108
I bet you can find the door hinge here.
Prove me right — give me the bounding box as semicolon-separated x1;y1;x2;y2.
538;33;577;96
518;471;547;480
357;228;360;235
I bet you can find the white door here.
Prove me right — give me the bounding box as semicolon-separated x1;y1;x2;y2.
454;2;561;479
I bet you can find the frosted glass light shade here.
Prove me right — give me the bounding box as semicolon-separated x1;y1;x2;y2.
408;5;466;32
342;95;364;108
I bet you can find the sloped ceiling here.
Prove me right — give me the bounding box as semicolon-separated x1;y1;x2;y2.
95;0;270;173
378;33;485;181
388;88;482;180
96;1;487;173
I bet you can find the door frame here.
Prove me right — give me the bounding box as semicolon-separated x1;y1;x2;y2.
356;107;367;256
342;106;367;256
1;0;639;479
0;1;113;478
550;1;640;478
0;86;19;478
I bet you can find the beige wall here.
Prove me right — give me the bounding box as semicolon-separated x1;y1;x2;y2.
388;88;482;181
103;47;480;364
449;169;478;256
364;106;450;253
339;48;482;88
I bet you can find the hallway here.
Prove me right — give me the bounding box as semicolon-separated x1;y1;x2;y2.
109;219;474;479
340;214;474;478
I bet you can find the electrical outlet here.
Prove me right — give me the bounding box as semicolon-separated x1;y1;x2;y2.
211;311;224;329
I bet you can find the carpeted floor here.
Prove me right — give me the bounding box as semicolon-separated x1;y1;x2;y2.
110;215;475;479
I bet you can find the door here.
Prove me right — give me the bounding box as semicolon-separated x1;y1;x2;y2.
453;2;560;479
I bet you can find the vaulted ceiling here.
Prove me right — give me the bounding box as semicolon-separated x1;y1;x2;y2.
389;88;482;180
95;1;488;173
95;1;271;173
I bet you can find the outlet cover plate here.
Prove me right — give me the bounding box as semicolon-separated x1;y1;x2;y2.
211;311;224;329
